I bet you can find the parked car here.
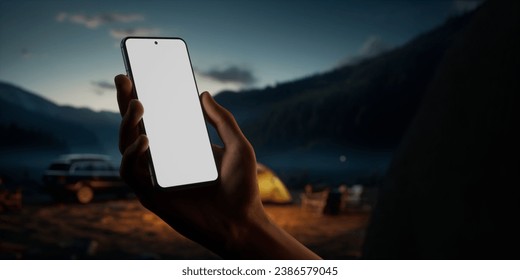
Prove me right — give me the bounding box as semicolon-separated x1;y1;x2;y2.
42;154;128;203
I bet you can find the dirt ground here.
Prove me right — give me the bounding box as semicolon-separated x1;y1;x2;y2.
0;199;370;259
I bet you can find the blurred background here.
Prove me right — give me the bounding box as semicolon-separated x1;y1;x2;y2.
0;0;486;259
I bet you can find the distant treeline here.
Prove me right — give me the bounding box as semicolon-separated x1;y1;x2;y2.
0;123;66;149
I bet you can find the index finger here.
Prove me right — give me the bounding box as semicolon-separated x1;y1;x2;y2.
115;74;134;117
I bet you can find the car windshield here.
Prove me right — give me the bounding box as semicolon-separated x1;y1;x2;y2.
48;163;70;171
71;160;114;171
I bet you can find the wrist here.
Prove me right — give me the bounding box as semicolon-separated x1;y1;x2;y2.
221;205;273;258
221;205;321;259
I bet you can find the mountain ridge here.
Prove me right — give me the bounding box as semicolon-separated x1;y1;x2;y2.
0;82;119;155
213;12;473;151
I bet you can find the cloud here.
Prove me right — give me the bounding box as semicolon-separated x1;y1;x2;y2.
109;28;160;39
21;48;31;58
19;48;46;59
56;12;144;29
91;80;116;95
199;66;256;85
359;36;389;58
338;35;391;67
453;0;483;13
55;12;67;22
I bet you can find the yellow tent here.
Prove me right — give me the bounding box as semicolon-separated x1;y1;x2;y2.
257;163;292;203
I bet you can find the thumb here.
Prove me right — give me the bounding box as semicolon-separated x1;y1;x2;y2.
200;92;246;147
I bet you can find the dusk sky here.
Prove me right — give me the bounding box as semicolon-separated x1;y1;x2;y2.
0;0;482;112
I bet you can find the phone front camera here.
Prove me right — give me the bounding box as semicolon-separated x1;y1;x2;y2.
154;41;158;45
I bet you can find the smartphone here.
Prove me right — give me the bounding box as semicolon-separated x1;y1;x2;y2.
121;37;218;188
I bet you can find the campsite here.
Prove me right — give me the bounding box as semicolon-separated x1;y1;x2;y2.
0;195;371;259
0;162;373;259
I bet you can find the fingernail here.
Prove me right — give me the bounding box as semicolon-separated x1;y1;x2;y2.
114;74;124;86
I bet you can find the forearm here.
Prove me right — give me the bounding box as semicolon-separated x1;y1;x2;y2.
222;211;322;260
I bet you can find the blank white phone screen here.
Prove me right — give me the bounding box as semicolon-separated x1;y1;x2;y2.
123;38;218;188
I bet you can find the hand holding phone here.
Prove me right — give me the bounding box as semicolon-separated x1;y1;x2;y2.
116;37;320;259
115;74;267;257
